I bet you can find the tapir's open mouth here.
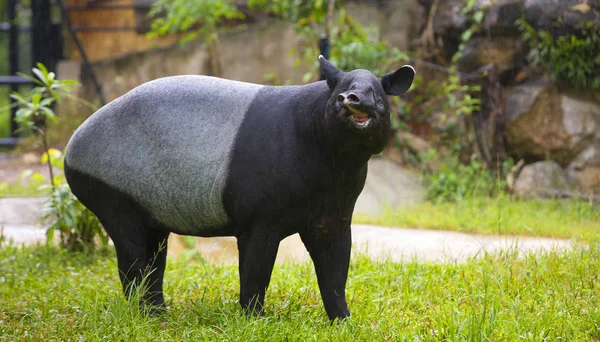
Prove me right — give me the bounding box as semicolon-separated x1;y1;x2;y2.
351;112;370;126
345;108;372;128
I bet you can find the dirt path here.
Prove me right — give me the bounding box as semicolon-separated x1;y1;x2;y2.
0;172;573;264
2;222;573;264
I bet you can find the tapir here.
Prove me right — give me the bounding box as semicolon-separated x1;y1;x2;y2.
64;56;415;321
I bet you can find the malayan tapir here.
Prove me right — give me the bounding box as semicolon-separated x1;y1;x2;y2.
64;56;415;321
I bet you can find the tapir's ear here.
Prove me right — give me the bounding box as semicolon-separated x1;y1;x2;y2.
319;55;341;90
380;65;415;96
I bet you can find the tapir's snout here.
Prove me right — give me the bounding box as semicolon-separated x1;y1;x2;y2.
337;90;375;128
337;92;361;107
338;91;374;113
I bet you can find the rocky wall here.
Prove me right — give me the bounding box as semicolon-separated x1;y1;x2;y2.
414;0;600;196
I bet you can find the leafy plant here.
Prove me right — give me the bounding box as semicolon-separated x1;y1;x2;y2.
148;0;243;45
38;149;108;252
10;63;79;188
452;0;488;63
299;9;410;82
248;0;328;26
11;65;106;252
517;19;600;89
425;153;507;204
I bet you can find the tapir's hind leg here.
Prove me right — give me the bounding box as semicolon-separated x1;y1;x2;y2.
144;228;170;307
103;217;170;310
103;213;149;301
64;163;169;310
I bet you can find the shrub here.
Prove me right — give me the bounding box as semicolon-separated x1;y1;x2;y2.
11;65;107;252
517;19;600;89
39;149;108;252
425;153;507;204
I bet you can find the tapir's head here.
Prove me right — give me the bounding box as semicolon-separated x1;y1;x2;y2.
319;56;415;153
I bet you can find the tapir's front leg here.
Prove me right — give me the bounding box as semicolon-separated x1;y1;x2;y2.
300;227;352;321
237;227;280;315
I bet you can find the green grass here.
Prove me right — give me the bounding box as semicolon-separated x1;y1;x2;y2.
355;196;600;240
0;87;10;138
1;240;599;340
0;179;47;197
0;111;9;138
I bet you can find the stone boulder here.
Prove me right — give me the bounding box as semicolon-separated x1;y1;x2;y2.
418;0;599;74
424;0;600;38
513;161;572;197
505;78;600;166
429;0;468;37
458;37;522;73
482;0;525;35
525;0;600;37
567;143;600;194
354;159;424;216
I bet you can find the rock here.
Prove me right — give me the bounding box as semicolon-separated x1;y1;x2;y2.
419;0;599;57
505;79;600;166
396;131;433;156
567;143;600;194
513;161;572;197
458;37;522;73
483;0;524;35
525;0;600;37
432;0;468;36
354;159;424;216
568;167;600;194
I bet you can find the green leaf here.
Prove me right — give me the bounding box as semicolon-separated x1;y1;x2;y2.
36;63;51;78
31;93;42;106
18;169;34;181
9;92;30;105
40;97;55;107
32;68;48;86
473;11;484;24
461;30;473;42
16;72;44;86
56;80;80;86
40;107;58;121
46;226;55;242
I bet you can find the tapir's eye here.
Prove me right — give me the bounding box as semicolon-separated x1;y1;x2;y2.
377;99;384;106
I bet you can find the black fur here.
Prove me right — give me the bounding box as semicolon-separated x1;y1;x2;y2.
223;59;414;320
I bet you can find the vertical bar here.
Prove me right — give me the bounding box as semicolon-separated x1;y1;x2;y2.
8;0;19;138
319;34;330;81
58;0;106;106
32;0;53;70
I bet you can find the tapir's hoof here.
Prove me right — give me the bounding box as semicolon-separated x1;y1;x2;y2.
329;312;351;324
141;301;168;315
242;305;265;317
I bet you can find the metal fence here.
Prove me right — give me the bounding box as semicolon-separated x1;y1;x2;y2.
0;0;63;148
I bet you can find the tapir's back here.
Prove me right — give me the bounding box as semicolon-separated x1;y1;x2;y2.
65;75;263;234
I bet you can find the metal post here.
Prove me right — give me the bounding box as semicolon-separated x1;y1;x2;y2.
8;0;19;138
58;0;107;106
319;34;330;81
32;0;53;70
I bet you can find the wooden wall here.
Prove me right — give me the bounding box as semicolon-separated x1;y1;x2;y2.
65;0;180;62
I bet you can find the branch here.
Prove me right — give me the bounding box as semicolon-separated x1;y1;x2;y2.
326;0;336;37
